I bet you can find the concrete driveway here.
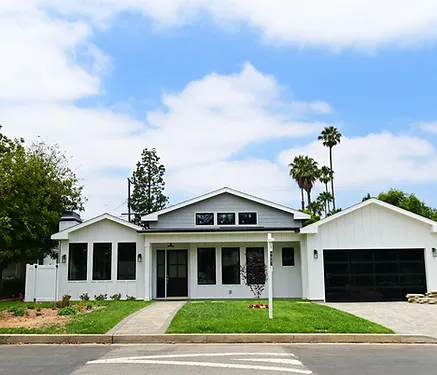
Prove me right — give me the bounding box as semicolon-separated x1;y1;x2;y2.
326;302;437;338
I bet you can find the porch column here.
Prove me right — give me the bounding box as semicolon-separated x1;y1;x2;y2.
144;240;152;301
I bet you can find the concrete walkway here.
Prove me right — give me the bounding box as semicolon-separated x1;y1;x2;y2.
109;301;186;335
326;302;437;338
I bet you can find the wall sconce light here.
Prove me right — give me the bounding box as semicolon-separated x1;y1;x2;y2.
432;248;437;258
313;249;319;260
137;254;142;263
167;243;175;248
61;254;67;264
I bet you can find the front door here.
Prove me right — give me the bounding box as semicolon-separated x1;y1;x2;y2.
156;250;188;298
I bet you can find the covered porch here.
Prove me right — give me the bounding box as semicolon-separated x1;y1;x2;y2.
142;231;304;300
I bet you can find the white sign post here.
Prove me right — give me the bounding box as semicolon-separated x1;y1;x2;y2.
267;233;274;319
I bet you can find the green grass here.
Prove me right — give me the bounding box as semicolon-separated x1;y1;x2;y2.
0;300;152;334
167;300;394;334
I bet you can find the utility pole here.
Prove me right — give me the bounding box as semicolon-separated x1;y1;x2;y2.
127;178;132;223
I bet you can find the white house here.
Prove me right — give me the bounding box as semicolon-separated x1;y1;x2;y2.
25;187;437;302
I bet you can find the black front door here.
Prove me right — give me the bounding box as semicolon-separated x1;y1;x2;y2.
156;250;188;298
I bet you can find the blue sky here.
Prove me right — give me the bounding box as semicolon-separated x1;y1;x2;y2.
3;1;437;218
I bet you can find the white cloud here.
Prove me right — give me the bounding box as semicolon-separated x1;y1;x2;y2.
278;132;437;190
32;0;437;50
167;159;296;205
417;121;437;134
1;61;329;217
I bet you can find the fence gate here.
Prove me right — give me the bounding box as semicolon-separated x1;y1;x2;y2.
24;264;59;302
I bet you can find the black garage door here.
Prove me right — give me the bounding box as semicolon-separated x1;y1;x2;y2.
324;249;427;302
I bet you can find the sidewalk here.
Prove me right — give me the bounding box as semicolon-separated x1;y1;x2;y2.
108;301;186;335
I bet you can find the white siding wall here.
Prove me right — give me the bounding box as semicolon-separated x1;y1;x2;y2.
58;219;146;300
150;240;302;299
303;204;437;300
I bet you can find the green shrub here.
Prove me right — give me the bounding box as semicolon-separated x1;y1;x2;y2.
86;303;93;310
56;294;71;309
94;294;107;301
26;303;35;310
110;293;122;301
9;306;29;317
57;306;76;316
126;295;136;301
79;293;90;301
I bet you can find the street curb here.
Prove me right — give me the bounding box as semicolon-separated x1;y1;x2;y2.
0;334;436;345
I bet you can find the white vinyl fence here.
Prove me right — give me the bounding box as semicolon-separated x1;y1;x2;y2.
24;264;59;302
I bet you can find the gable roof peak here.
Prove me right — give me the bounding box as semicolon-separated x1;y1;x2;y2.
141;187;310;221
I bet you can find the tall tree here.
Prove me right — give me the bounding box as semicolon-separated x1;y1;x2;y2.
318;126;342;210
0;128;84;294
289;155;319;213
289;155;307;210
319;166;334;211
131;148;169;224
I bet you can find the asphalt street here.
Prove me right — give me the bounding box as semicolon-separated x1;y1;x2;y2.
0;344;436;375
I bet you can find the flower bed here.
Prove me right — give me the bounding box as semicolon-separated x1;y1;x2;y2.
248;303;269;309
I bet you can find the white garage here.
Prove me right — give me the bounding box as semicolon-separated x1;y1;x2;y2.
300;198;437;302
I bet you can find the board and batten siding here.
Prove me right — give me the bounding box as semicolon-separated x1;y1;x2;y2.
302;203;437;301
58;219;146;300
148;193;301;229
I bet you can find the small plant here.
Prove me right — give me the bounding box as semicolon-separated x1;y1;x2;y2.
36;307;41;312
86;303;93;310
110;293;122;301
57;306;76;316
9;306;29;317
76;301;85;311
125;295;136;301
26;304;35;310
56;294;71;309
94;294;107;301
79;293;90;301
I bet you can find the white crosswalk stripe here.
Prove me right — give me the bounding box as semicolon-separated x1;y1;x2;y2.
87;352;314;374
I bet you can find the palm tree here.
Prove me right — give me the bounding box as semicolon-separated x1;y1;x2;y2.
319;166;333;211
301;156;320;212
318;126;342;210
289;155;307;210
317;191;334;216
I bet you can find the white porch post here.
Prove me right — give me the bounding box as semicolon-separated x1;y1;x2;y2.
144;240;152;301
267;233;274;319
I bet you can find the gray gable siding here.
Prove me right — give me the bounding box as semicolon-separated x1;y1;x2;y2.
147;193;302;229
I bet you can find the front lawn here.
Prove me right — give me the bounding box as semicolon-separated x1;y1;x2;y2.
0;300;152;334
167;300;393;334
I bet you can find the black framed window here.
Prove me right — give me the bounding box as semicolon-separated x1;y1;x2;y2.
117;243;136;280
222;248;240;285
239;212;257;225
93;243;112;281
68;243;87;281
282;247;295;266
196;213;214;225
246;247;266;285
218;213;235;225
197;248;216;284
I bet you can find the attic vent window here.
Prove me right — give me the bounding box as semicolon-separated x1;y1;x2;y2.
239;212;257;225
196;213;214;226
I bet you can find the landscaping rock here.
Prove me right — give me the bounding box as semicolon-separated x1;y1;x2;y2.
407;291;437;304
